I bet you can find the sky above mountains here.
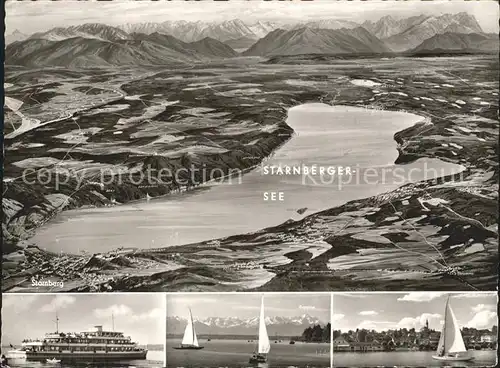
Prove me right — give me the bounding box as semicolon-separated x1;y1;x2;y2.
167;293;331;321
6;0;499;35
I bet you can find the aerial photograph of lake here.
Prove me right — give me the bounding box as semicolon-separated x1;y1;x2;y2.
3;0;498;293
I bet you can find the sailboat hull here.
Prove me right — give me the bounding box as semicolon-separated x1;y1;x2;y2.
432;355;475;362
249;355;267;364
173;346;204;350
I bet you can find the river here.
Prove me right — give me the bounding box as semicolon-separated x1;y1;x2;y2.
31;104;464;254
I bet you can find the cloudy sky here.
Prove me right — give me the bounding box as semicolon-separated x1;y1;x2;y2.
167;293;330;322
333;292;498;332
2;294;165;346
6;0;499;35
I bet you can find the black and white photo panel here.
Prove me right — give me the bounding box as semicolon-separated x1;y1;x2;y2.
332;292;498;368
166;293;331;368
1;294;166;368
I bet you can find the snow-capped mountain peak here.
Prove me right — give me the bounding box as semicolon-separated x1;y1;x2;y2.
29;23;130;42
171;314;323;327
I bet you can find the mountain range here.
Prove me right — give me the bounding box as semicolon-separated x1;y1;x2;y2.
243;27;390;56
6;32;237;68
167;314;325;336
5;13;496;67
120;19;279;43
28;23;131;42
378;12;485;51
410;32;499;54
5;29;29;44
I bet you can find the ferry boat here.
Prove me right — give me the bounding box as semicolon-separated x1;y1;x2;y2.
22;323;147;362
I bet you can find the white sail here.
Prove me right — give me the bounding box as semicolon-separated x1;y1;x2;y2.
181;308;199;347
192;323;199;347
438;297;467;355
437;323;445;354
258;297;271;354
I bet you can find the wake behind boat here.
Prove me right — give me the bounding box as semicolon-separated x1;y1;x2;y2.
432;296;474;362
249;296;270;364
46;358;61;364
173;308;204;350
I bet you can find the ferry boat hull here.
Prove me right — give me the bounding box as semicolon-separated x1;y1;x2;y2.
25;350;147;362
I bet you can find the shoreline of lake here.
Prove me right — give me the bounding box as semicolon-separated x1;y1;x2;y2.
27;104;464;255
3;57;497;292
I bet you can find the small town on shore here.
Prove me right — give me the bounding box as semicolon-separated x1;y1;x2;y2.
332;321;497;352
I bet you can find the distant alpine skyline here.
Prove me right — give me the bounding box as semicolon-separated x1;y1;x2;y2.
167;293;331;321
6;0;499;35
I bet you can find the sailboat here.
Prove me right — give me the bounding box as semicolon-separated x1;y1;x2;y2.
173;308;204;350
432;296;474;362
249;296;271;364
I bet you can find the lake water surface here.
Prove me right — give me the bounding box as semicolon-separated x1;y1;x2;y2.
166;338;329;368
333;350;496;367
1;349;164;368
31;104;464;254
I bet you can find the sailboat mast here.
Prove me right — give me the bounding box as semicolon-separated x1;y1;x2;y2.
261;296;264;352
112;313;115;332
443;295;450;354
189;308;195;343
55;312;59;333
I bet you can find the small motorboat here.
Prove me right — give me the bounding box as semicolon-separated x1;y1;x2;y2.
5;349;26;359
46;358;61;364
